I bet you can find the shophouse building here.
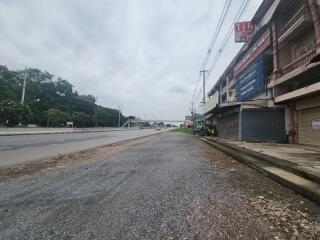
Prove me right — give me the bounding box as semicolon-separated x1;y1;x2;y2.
203;0;320;145
269;0;320;145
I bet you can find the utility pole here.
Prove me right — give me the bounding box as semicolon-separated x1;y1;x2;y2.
118;105;121;128
21;70;27;105
200;70;208;105
200;70;208;129
190;102;195;134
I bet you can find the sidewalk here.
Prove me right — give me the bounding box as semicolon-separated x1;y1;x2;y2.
0;127;124;136
201;137;320;204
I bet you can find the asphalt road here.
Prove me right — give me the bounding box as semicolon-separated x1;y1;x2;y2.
0;129;164;168
0;132;319;239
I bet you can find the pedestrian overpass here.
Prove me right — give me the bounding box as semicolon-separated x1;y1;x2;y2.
122;119;184;128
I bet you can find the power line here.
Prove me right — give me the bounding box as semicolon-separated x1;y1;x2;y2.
194;0;250;107
201;0;233;70
190;0;233;110
207;0;250;76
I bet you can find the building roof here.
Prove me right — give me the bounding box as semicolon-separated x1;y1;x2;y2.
251;0;275;24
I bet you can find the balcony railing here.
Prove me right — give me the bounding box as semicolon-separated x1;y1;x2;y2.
281;49;316;75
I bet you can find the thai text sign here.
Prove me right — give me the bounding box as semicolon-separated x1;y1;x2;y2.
234;29;270;77
236;55;265;101
235;21;255;42
312;119;320;130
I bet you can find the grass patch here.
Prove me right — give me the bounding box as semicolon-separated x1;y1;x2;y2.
169;128;193;134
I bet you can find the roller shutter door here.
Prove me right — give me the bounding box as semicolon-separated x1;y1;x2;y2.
217;113;239;139
241;108;286;142
298;107;320;146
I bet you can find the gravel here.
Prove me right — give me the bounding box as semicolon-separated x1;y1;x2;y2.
0;132;319;239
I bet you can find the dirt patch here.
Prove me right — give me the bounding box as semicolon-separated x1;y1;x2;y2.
200;141;320;239
0;136;153;182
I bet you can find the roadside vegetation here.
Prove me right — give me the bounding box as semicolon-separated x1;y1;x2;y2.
170;127;193;134
0;65;127;127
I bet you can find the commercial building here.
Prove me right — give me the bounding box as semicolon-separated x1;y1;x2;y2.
269;0;320;145
203;0;320;145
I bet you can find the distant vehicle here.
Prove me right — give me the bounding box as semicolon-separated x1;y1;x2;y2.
27;124;38;128
14;123;27;128
156;127;161;131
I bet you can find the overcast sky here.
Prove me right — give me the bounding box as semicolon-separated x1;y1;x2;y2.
0;0;262;120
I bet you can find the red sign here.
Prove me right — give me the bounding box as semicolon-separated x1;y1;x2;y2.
185;116;193;126
233;29;271;77
235;21;255;42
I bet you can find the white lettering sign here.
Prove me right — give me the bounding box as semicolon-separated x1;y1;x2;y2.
312;119;320;130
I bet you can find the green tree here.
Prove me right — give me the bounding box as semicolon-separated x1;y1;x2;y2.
47;108;70;127
55;78;73;97
71;112;91;127
0;66;22;102
0;65;128;127
0;100;32;126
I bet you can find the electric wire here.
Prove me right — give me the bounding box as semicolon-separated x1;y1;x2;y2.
194;0;250;105
189;0;233;111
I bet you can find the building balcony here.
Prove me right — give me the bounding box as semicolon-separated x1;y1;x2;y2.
282;49;316;75
221;85;227;94
203;91;220;114
275;82;320;103
277;5;310;43
268;49;318;88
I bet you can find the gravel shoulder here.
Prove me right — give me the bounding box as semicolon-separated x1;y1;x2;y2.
0;132;319;239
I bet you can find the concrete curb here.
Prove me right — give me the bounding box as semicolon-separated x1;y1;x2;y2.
200;137;320;205
206;138;320;184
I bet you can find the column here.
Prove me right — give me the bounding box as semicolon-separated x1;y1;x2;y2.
271;21;280;81
307;0;320;51
226;77;230;102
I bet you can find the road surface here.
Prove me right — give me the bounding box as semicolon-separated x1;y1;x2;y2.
0;132;319;239
0;129;164;168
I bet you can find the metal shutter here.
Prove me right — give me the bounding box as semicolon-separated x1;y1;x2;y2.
298;107;320;146
217;113;239;139
241;108;286;142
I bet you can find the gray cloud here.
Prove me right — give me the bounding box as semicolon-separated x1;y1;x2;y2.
169;86;189;94
0;0;262;120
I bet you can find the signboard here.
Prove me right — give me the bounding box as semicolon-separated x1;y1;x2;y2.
185;116;193;126
234;29;270;77
312;119;320;130
235;21;255;42
236;55;265;101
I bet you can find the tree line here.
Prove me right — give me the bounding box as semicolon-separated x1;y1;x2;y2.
0;65;126;127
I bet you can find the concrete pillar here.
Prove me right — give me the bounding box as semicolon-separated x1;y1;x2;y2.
288;104;298;144
271;21;280;80
239;108;243;141
307;0;320;52
226;77;230;102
